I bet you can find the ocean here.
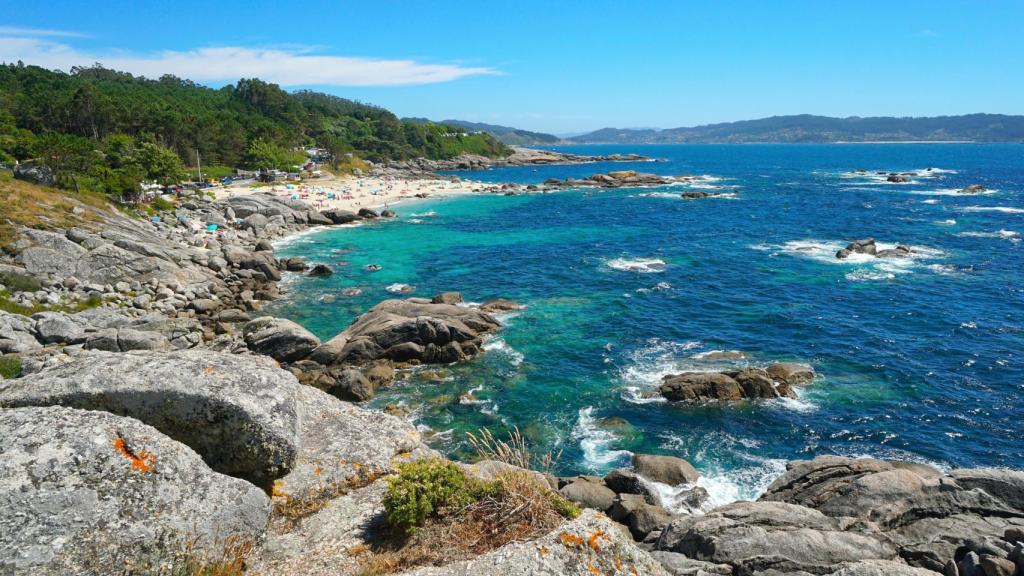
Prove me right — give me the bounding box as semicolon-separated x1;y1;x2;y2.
269;143;1024;505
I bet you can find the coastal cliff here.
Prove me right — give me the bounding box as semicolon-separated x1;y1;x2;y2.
2;176;1023;576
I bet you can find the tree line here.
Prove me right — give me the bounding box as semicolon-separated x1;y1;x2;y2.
0;62;509;200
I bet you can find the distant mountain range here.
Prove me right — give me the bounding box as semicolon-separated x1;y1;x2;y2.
566;114;1024;144
403;118;559;145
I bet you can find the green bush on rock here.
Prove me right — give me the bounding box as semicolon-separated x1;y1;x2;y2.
383;459;492;534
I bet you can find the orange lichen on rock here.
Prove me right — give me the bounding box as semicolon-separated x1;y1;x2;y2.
587;529;606;552
539;545;549;557
615;554;623;570
587;563;602;576
630;566;639;576
114;435;156;473
202;366;216;375
559;532;585;548
272;480;287;497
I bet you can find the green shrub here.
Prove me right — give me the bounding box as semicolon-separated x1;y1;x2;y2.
0;270;41;293
0;355;22;379
383;459;489;534
150;196;175;212
548;492;581;519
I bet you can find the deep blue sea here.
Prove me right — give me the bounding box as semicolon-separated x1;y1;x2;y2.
271;144;1024;504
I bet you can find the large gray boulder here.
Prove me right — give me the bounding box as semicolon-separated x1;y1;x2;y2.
559;477;616;511
309;298;501;366
0;350;302;486
0;406;270;575
242;316;321;362
0;311;41;354
12;162;55;186
634;453;701;486
762;456;1024;571
32;311;86;344
657;500;897;574
273;384;436;505
82;327;171;352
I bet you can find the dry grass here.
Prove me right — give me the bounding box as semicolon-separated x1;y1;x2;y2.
467;426;562;474
0;172;109;253
78;533;254;576
270;466;385;530
355;428;577;575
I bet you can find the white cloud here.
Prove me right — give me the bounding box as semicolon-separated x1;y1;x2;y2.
0;26;89;38
0;36;496;86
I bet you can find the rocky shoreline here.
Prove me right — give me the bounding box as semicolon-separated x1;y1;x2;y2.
2;175;1023;575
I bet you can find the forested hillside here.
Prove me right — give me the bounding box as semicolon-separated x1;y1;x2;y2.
0;63;509;197
570;114;1024;143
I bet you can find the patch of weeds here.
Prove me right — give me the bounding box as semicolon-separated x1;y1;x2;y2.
0;355;22;379
383;458;491;535
0;290;103;315
360;431;578;574
0;270;41;293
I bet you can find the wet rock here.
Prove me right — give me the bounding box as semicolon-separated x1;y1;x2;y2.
307;263;333;277
659;372;743;402
357;208;379;219
836;238;877;259
321;209;360;224
560;477;617;511
633;454;701;486
959;184;987;194
888;175;911;183
0;406;270;575
432;291;464;305
281;257;308;271
242;316;321;362
766;362;816;387
0;350;302;486
479;298;524;313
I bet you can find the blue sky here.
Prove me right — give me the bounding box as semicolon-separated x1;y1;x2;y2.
2;0;1022;133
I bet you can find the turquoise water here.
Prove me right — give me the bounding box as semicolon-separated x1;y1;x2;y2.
271;144;1024;502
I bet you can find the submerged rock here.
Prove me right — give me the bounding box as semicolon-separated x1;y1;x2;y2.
959;184;987;194
0;406;270;575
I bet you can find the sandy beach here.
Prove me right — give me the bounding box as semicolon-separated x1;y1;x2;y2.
214;172;489;212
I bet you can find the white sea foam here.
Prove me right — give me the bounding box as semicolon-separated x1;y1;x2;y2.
606;257;667;273
696;458;789;508
619;339;709;404
906;188;998;196
572;407;632;470
482;337;524;367
962;206;1024;214
385;283;415;293
936;219;957;226
410;211;438;217
271;225;331;249
921;199;941;204
956;229;1020;241
635;282;672;293
770;239;945;281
